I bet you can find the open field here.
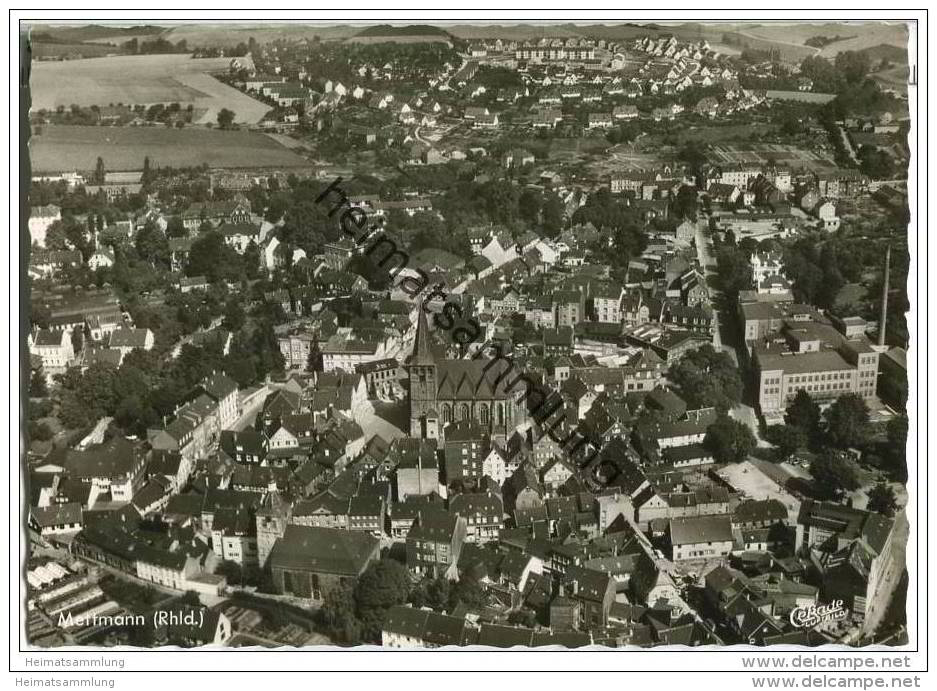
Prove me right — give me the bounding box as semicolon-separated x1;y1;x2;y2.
738;21;908;59
30;54;267;124
605;149;674;171
31;42;123;59
706;142;836;168
30;125;310;172
679;123;767;144
873;64;911;93
162;23;357;48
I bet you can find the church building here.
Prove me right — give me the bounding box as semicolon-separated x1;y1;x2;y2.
408;307;527;441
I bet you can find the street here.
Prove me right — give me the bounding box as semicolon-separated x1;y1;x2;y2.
694;219;735;360
232;385;271;432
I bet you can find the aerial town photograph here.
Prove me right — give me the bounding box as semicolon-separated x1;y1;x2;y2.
20;17;913;653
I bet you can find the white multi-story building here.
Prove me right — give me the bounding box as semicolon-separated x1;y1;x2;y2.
30;328;74;370
28;205;61;247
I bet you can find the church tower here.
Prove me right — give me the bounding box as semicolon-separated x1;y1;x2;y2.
408;307;439;439
256;481;291;569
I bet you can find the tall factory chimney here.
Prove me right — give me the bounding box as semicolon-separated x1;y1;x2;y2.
878;244;891;347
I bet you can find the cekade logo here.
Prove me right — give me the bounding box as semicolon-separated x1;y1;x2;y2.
789;600;848;628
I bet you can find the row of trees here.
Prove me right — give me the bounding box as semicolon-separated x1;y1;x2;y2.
319;558;488;645
765;390;907;501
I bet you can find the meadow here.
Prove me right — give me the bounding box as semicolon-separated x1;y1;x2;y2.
30;53;269;124
30;125;310;173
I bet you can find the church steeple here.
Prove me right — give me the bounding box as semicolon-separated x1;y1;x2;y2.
411;305;436;366
408;306;438;439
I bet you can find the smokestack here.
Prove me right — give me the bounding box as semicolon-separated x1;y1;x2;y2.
879;245;891;347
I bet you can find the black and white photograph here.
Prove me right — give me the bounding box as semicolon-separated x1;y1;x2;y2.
7;8;928;685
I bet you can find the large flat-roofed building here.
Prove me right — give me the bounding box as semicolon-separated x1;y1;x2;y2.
753;318;880;414
739;301;815;344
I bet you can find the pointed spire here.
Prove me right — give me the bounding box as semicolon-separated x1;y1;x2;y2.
411;306;435;366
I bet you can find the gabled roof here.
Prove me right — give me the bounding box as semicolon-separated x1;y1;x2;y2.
269;524;378;575
33;328;68;347
31;502;82;528
64;436;141;480
200;372;238;401
733;498;789;525
407;506;460;543
670;514;733;545
108;327;150;349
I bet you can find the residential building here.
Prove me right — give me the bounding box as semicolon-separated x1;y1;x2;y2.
669;514;734;562
405;506;467;578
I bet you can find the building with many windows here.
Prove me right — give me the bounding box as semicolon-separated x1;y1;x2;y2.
753;318;880;415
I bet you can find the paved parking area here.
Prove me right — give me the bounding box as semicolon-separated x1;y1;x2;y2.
715;460;801;517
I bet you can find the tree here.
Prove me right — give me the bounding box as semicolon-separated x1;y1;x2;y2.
824;393;871;449
668;345;743;413
541;193;565;239
785;390;821;439
95;156;106;184
215;560;244;586
29;370;48;398
134;220;170;268
178;590;201;607
835;51;871;85
671;184;699;221
217;108;236;130
518;188;542;226
222;298;246;332
810;450;861;499
886;414;908;450
353;558;411;641
29;421;54;442
319;584;361;644
867;482;898;517
704;415;756;464
71;328;84;356
424;576;451;611
223;352;258;388
186;230;239;283
166;215;187;238
883;414;908;482
354;558;411;615
714;245;752;299
857;144;895;179
58;392;93;429
679;140;708;180
449;576;487;611
242;240;261;279
764;424;806;459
